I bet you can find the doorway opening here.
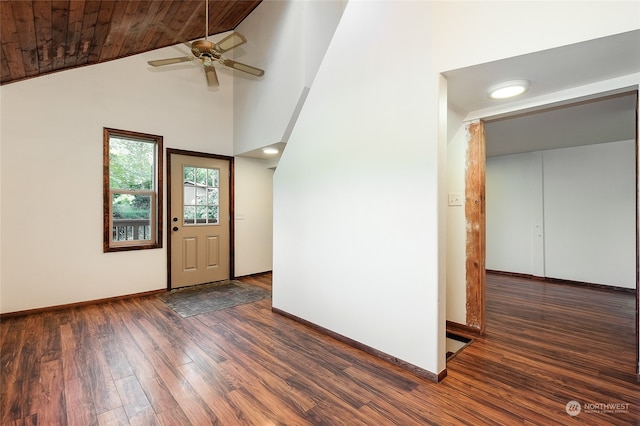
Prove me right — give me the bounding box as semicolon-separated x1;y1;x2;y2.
464;90;639;377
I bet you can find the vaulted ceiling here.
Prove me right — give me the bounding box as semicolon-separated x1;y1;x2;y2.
3;2;638;160
0;0;262;85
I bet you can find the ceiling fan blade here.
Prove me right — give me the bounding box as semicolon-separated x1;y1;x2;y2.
215;32;247;53
147;57;192;67
205;65;219;87
221;59;265;77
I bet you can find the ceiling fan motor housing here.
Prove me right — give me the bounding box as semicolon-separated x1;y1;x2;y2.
191;40;219;59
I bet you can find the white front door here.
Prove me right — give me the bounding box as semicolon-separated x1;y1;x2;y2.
169;152;231;288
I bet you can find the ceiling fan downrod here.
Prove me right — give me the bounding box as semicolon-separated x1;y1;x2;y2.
146;0;264;88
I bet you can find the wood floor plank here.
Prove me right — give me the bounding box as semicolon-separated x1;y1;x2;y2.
79;312;123;416
40;311;65;364
136;316;193;367
59;318;99;425
195;312;298;382
1;321;27;423
5;415;38;426
113;375;154;424
216;358;315;425
108;308;180;416
96;303;135;381
176;361;245;424
64;377;98;426
141;349;217;425
153;407;190;426
97;406;129;426
204;312;374;412
60;322;84;383
36;359;67;425
151;298;229;364
1;272;638;425
17;315;44;419
224;388;283;426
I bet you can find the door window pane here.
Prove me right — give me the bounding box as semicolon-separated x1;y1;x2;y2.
207;188;218;205
184;206;196;224
183;166;220;225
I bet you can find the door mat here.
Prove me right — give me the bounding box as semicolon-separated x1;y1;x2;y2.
158;281;271;318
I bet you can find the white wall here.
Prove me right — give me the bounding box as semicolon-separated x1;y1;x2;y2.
234;0;640;378
274;1;445;375
446;108;467;324
486;140;636;289
234;157;274;276
233;0;346;155
0;41;238;313
233;0;304;154
544;141;636;288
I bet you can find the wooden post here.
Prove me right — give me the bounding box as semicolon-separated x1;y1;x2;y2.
465;121;486;333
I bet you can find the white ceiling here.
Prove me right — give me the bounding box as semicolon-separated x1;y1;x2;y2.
237;141;287;160
444;30;639;157
484;93;636;157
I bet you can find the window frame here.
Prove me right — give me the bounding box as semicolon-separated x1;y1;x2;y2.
103;128;163;252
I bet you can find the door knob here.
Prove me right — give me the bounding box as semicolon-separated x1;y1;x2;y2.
172;226;179;232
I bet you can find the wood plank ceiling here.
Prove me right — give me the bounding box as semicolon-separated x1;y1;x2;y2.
0;0;262;85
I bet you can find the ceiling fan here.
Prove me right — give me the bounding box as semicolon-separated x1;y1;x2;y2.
146;0;264;88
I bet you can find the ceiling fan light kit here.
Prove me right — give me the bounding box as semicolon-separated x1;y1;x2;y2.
488;80;530;99
146;0;264;88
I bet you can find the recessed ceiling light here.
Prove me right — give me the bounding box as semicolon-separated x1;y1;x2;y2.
263;147;279;155
488;80;530;99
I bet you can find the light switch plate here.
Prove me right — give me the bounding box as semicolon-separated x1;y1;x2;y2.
448;193;463;206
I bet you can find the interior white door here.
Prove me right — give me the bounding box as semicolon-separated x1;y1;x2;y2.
170;153;230;288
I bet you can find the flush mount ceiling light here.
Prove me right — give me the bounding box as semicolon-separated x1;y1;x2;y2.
487;80;530;99
263;147;279;155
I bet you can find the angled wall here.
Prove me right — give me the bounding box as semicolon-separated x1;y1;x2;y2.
233;0;347;155
273;1;446;376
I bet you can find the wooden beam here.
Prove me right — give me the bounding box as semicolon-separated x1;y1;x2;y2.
465;120;486;332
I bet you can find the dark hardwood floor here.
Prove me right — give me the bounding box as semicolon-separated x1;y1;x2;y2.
1;272;638;425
